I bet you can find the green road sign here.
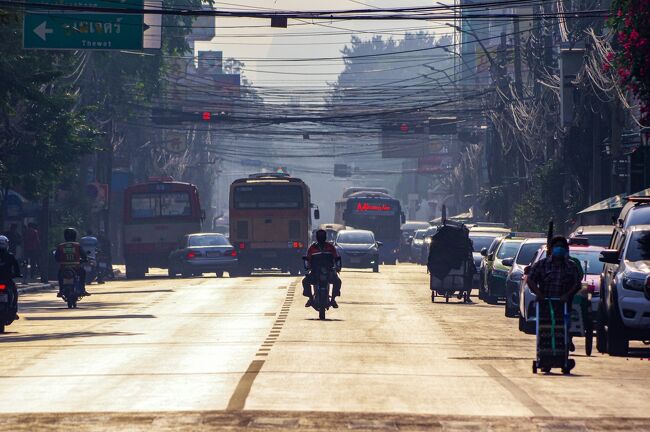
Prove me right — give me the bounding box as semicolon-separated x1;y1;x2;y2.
23;0;144;50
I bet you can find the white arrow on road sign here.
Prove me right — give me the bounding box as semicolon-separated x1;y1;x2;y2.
34;21;54;41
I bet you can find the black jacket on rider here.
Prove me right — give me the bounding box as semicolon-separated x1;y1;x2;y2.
0;249;21;281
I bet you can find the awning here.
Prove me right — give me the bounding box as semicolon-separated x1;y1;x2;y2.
577;187;650;215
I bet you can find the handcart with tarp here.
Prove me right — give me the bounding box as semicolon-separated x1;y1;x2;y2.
426;212;475;303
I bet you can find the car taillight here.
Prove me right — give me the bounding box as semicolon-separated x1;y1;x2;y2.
230;250;237;257
186;251;197;259
0;284;6;291
292;241;303;249
238;242;246;249
587;281;596;294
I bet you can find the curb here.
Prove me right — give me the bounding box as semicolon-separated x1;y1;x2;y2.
16;283;55;295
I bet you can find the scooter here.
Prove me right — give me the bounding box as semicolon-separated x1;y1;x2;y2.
304;252;341;320
0;280;17;333
60;267;84;309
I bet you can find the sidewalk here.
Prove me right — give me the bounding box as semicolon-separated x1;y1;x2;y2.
16;281;55;295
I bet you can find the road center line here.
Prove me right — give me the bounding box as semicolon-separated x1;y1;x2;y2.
479;364;551;417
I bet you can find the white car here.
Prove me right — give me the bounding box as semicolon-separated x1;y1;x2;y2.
597;225;650;356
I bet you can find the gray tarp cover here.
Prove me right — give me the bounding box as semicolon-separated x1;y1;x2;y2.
427;224;474;280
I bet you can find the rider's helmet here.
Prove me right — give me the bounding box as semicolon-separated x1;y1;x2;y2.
64;227;78;242
315;229;327;244
0;235;8;251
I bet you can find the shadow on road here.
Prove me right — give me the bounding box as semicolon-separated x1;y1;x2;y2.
91;289;174;296
25;314;156;321
18;299;135;313
0;331;137;343
305;318;345;322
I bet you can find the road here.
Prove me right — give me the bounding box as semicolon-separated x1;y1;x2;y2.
1;264;649;431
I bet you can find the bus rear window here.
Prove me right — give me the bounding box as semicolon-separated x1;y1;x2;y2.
234;185;303;209
131;192;192;218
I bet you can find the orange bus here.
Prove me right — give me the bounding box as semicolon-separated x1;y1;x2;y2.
229;173;318;276
123;178;203;279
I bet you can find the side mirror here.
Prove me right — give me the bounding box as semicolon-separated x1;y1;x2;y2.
599;249;620;264
480;247;488;257
523;265;531;275
377;241;383;247
502;257;514;267
314;209;320;220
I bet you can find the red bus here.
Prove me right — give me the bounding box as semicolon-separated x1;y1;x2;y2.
229;173;318;276
123;178;203;279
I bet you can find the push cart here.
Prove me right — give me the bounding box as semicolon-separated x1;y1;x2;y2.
532;298;576;375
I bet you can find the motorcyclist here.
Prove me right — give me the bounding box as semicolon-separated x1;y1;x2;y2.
55;228;90;297
0;235;21;320
80;230;99;284
302;229;342;308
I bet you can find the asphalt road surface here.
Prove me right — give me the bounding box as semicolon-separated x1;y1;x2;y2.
1;264;649;431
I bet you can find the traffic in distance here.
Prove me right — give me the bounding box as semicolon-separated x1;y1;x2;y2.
1;173;650;428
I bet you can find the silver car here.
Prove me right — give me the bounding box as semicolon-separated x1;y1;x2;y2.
168;233;238;278
410;229;427;263
335;230;381;272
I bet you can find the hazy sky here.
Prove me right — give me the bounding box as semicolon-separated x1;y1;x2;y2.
195;0;452;89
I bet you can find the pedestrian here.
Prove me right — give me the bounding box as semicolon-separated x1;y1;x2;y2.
527;235;583;351
23;223;41;279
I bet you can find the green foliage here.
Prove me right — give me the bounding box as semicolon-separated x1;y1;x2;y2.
512;160;571;232
0;11;96;198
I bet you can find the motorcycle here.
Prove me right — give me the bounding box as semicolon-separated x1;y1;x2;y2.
60;267;84;309
0;280;17;333
304;252;341;320
83;255;98;285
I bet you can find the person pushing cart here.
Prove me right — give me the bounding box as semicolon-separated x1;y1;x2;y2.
527;235;583;374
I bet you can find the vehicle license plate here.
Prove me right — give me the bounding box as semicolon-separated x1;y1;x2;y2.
0;294;8;303
350;258;361;264
207;251;221;257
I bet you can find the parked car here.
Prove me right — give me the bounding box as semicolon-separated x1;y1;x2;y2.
478;236;505;297
469;226;511;289
410;229;428;264
168;233;238;278
597;225;650;356
503;238;547;317
482;238;525;304
569;225;614;248
518;244;606;334
335;229;381;272
609;196;650;250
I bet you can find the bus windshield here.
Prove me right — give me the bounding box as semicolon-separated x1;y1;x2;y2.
131;192;192;218
234;185;303;209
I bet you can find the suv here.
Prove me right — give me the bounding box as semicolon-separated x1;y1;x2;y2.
597;225;650;356
609;196;650;250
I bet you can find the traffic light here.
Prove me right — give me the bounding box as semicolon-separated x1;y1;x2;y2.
152;108;230;124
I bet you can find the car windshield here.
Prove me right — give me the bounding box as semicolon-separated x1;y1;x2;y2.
189;235;228;247
337;232;374;244
497;240;523;260
625;231;650;262
414;231;426;240
470;235;498;252
516;242;544;265
571;250;606;274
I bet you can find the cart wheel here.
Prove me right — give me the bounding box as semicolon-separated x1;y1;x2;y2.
431;291;435;303
445;295;449;303
541;367;551;374
532;361;537;374
585;333;593;357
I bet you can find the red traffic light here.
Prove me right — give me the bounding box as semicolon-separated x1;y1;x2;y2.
202;111;211;121
400;123;409;132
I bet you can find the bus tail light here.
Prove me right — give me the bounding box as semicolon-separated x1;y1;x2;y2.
292;241;303;249
238;242;246;249
186;251;197;259
0;284;6;291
